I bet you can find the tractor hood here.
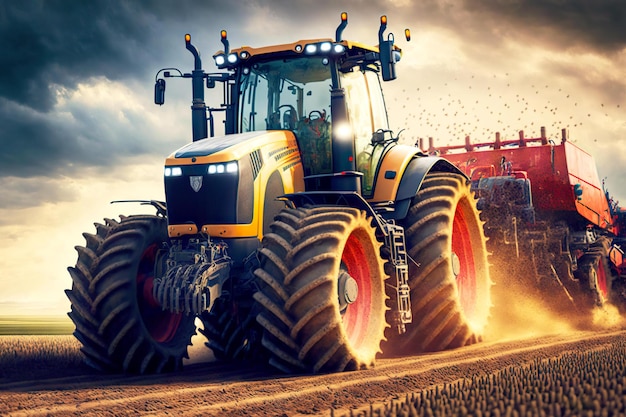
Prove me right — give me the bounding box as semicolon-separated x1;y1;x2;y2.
172;131;270;159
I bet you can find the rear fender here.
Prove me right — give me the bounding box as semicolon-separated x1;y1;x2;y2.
391;156;466;220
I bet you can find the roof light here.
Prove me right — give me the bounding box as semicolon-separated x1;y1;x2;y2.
295;44;303;52
304;44;317;54
333;44;345;54
320;42;332;52
227;53;238;64
214;54;226;66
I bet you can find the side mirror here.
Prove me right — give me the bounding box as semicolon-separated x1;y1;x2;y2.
379;38;396;81
378;16;396;81
154;78;166;105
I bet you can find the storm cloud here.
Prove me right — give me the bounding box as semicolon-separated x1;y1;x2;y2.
1;0;625;183
0;0;244;180
463;0;626;53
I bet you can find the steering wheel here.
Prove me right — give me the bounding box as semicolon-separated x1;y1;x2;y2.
308;110;325;121
278;105;298;130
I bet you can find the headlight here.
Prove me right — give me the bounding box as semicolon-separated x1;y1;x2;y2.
207;161;238;174
164;167;183;177
226;162;238;173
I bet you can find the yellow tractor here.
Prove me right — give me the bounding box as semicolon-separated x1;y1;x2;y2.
66;13;491;374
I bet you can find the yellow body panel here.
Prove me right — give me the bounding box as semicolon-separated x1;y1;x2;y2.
166;131;304;239
370;145;419;202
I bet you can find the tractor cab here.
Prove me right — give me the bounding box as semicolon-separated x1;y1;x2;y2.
156;13;407;196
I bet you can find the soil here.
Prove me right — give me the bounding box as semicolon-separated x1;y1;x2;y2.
1;329;625;416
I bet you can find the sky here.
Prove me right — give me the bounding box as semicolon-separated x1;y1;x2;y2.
1;0;625;317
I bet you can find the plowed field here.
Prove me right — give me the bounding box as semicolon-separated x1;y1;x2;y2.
1;329;625;416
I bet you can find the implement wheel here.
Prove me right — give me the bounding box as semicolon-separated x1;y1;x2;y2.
254;206;388;373
66;215;195;373
576;236;614;308
384;172;491;355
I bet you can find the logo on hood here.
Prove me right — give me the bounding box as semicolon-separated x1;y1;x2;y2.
190;176;203;192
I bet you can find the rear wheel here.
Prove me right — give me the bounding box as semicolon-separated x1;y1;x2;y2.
66;215;196;374
384;172;491;355
254;206;388;373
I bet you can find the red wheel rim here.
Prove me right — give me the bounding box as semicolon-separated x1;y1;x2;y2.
136;244;182;343
596;257;608;301
452;203;477;319
341;233;372;348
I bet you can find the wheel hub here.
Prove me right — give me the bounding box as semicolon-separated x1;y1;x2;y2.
338;270;358;310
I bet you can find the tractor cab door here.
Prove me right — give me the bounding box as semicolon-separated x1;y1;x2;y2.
238;57;334;177
340;67;390;195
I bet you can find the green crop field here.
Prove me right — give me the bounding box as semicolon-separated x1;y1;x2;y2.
0;315;74;335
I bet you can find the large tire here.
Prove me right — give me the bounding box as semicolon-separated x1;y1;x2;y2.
199;296;260;362
576;236;614;309
66;215;196;374
384;172;491;355
254;206;388;373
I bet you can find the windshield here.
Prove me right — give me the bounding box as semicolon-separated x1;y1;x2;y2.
239;57;333;174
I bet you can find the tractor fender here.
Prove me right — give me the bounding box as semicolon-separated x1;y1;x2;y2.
391;156;466;220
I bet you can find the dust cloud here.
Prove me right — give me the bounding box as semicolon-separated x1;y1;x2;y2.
483;268;626;343
591;303;626;329
483;275;576;343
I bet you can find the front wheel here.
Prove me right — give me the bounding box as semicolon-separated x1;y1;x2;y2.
384;172;491;355
254;206;388;373
66;215;196;373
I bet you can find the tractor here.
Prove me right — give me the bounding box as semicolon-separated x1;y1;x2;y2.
428;128;626;322
66;13;491;375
